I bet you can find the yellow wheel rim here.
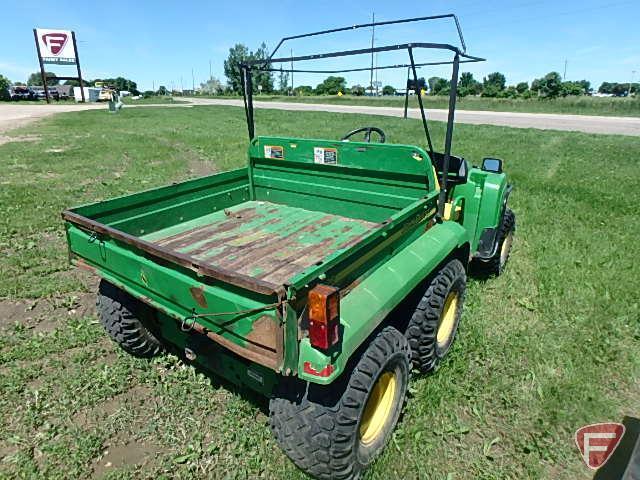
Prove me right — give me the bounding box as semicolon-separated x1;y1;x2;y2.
437;292;459;348
359;372;397;445
500;231;513;266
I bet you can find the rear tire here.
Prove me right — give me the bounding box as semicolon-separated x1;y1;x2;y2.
405;259;466;373
269;327;411;480
97;280;162;358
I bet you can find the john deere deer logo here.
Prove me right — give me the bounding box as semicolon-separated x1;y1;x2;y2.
41;32;68;55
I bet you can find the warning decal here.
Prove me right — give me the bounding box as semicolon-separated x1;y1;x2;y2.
314;147;338;165
264;145;284;159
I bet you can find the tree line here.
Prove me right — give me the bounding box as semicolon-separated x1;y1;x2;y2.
213;42;638;99
426;71;637;99
2;41;638;100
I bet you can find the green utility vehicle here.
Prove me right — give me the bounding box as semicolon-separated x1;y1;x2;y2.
63;15;515;480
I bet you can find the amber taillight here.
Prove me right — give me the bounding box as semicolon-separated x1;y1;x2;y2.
308;284;340;350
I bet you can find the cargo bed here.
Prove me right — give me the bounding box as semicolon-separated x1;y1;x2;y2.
141;200;377;289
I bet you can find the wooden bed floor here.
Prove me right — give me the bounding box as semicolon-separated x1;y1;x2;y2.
142;201;378;286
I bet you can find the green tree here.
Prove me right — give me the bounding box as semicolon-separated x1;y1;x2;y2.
224;44;249;93
0;74;10;100
481;72;506;97
382;85;396;96
315;76;346;95
64;79;80;87
157;85;168;95
293;85;313;95
430;77;450;95
223;43;274;94
351;84;365;96
458;72;481;96
576;80;591;94
538;72;563;98
501;86;519;98
253;43;274;93
611;83;628;96
27;71;58;86
531;78;541;93
277;68;289;94
561;81;584;96
426;77;448;95
516;82;529;94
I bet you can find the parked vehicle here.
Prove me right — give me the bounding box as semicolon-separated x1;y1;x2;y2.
31;86;60;100
9;85;36;100
63;14;515;480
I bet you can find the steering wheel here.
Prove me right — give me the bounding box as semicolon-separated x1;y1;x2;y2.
341;127;386;143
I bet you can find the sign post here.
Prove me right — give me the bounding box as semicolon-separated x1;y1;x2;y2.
32;28;51;103
33;28;85;103
71;31;85;102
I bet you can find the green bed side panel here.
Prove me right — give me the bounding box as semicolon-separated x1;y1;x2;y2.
297;220;469;384
71;168;251;236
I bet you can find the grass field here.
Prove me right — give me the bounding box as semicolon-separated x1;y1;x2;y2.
1;105;638;479
252;94;640;117
121;96;187;105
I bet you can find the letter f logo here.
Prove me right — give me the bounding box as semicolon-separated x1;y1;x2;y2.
575;423;625;469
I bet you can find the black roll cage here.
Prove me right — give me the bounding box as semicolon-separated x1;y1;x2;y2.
239;14;485;220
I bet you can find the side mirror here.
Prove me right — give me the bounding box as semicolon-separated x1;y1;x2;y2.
482;157;503;174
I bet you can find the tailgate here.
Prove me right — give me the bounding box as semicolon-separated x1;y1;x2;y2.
66;222;286;370
63;169;289;371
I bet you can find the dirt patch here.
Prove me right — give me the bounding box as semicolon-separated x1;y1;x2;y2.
0;292;97;332
0;134;41;146
91;440;158;478
73;385;153;428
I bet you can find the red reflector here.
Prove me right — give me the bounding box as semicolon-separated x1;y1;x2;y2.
308;285;340;350
303;361;335;377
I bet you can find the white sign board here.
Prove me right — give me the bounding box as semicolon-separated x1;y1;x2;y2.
36;28;76;64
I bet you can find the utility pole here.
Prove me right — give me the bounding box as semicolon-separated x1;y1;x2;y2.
629;70;636;97
290;48;294;96
152;80;155;91
563;59;568;80
192;68;195;93
375;52;379;96
370;12;375;93
209;59;212;80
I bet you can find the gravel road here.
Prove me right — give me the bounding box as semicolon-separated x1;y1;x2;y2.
1;99;638;138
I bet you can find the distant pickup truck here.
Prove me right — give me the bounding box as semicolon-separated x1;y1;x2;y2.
8;85;36;100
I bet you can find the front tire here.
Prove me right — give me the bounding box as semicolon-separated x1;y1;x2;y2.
97;280;163;358
269;327;411;479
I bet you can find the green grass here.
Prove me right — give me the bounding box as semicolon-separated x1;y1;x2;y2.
121;96;187;105
251;94;640;117
0;105;639;479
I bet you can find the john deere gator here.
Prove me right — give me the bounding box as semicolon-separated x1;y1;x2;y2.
63;14;515;479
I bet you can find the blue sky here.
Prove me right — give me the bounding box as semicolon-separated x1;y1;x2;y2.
1;0;638;91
